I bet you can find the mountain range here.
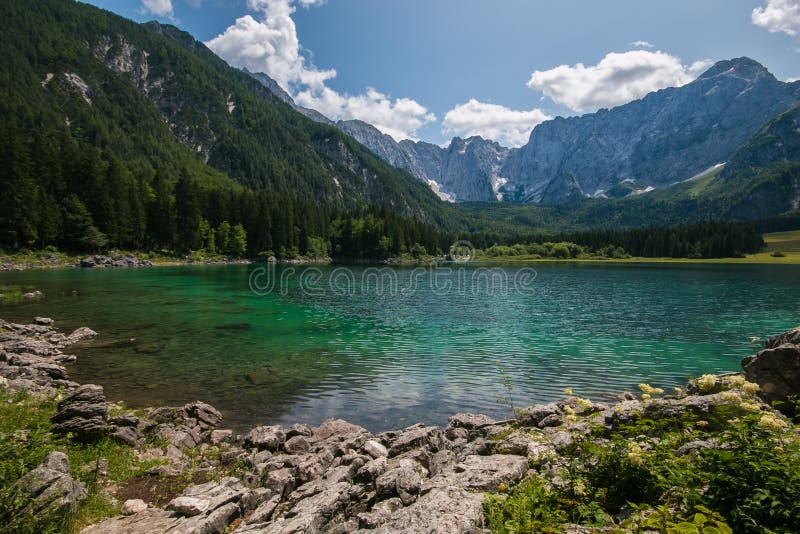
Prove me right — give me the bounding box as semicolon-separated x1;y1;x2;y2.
259;57;799;207
2;0;800;253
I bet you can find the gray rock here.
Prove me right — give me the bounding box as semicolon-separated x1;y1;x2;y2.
423;454;529;492
766;326;800;348
246;494;281;524
182;401;223;430
121;499;148;515
363;439;388;459
190;501;239;533
81;508;184;533
357;497;403;529
51;384;109;441
245;425;286;451
10;452;87;525
517;402;562;427
210;429;234;444
358;486;485;534
447;413;496;430
743;341;800;415
33;317;54;326
382;424;444;456
168;496;210;516
108;413;139;427
263;467;296;499
355;456;388;484
285;423;314;438
284;435;311;454
376;460;422;505
313;418;368;440
111;425;142;446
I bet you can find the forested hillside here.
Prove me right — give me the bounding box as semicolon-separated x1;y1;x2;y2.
0;0;447;256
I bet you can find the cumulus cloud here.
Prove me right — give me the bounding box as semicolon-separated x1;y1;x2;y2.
442;99;551;147
752;0;800;37
527;50;711;112
295;87;435;142
629;40;654;48
206;0;434;141
141;0;174;19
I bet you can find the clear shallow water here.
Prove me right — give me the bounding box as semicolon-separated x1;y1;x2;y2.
1;263;799;432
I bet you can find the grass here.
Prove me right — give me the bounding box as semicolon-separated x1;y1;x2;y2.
763;229;800;253
0;388;249;532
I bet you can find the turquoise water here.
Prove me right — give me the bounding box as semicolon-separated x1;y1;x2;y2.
1;263;798;432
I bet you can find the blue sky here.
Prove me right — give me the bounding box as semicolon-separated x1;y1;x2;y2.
84;0;800;146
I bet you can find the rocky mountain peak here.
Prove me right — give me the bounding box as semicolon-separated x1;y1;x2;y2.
697;57;774;83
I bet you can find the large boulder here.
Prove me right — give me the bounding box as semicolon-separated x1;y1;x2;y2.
51;384;109;441
743;340;800;415
422;454;529;492
357;486;486;533
9;452;87;527
766;326;800;348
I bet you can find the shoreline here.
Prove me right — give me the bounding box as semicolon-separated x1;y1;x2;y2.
1;316;798;532
3;252;800;274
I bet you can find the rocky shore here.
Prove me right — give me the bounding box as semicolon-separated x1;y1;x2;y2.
1;317;799;533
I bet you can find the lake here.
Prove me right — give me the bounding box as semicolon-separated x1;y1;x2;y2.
1;262;798;432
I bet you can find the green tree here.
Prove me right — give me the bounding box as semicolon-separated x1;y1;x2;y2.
228;223;247;257
174;170;202;251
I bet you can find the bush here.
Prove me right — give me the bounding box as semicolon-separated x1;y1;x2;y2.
771;250;786;257
484;388;799;533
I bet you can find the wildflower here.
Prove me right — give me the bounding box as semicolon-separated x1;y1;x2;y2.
758;413;788;432
742;381;760;395
576;397;593;410
563;405;575;416
696;374;717;393
673;387;683;394
641;393;651;401
728;375;746;387
739;401;761;412
627;443;644;465
639;383;664;396
566;414;578;422
572;481;587;496
695;420;709;427
563;388;573;396
720;390;741;403
775;446;785;454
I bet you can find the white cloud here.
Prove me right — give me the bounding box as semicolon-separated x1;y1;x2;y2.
206;0;434;141
752;0;800;37
141;0;174;19
527;50;711;112
629;40;654;48
442;99;551;147
295;87;435;142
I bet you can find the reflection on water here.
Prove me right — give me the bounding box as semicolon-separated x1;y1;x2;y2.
1;263;799;432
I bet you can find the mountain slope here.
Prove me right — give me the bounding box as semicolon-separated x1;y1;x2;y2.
0;0;445;220
501;58;800;203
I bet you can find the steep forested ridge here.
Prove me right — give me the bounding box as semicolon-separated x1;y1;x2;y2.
0;0;447;255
